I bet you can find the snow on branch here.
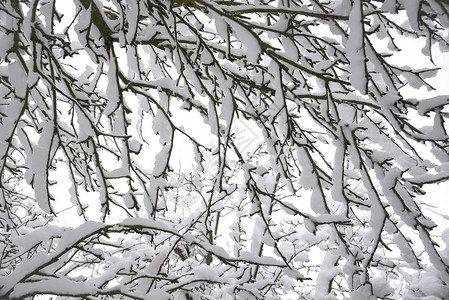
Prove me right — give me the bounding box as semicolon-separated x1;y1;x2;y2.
1;0;449;298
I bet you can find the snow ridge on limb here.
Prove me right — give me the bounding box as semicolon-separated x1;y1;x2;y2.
0;218;296;299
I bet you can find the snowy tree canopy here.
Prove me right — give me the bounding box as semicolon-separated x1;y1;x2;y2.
1;0;449;298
